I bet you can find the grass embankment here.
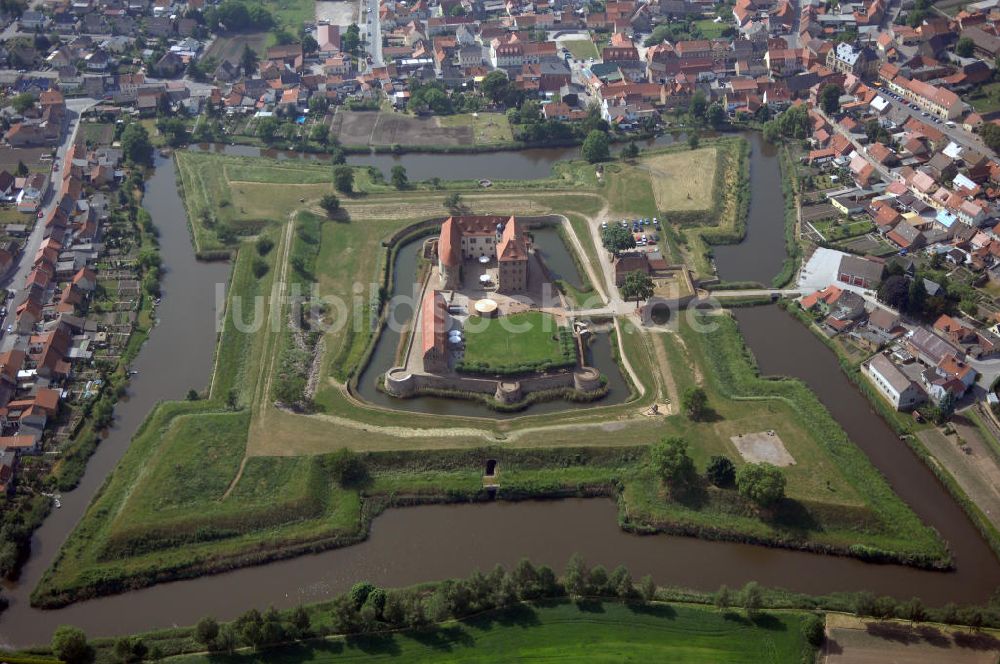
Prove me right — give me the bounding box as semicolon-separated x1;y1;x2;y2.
167;601;810;664
623;313;947;567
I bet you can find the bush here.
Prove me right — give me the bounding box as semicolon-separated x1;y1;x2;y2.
256;236;274;256
52;625;92;664
251;257;269;279
705;455;735;487
325;448;369;488
801;613;825;647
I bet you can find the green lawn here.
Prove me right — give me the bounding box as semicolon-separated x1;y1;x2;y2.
694;18;730;39
564;39;599;60
460;311;574;372
167;601;812;663
966;81;1000;114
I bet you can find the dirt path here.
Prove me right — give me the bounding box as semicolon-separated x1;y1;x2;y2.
556;214;608;304
917;423;1000;531
823;613;1000;664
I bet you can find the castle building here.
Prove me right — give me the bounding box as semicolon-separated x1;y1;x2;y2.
437;215;529;292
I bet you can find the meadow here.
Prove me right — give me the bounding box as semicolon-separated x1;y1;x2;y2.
167;601;811;664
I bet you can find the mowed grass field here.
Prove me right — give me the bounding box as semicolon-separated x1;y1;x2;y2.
564;39;599;60
168;601;812;664
437;112;514;144
645;148;718;211
463;311;568;368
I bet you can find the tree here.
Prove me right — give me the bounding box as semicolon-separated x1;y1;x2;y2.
10;92;34;114
186;389;200;400
217;624;238;654
649;437;697;494
938;390;957;420
301;34;318;54
121;123;153;166
689;90;707;119
588;564;609;595
621;140;640;160
688;132;700;150
705;455;736;487
350;581;376;609
956;36;975;58
113;637;147;663
390;165;408;189
320;193;340;217
481;70;510;104
714;584;731;611
620;270;654;307
240;44;258;76
333;165;354;193
681;386;708;420
156;116;187;147
52;626;92;664
639;574;657;601
289;606;311;638
194;617;219;649
802;614;825;647
819;84;843;115
737;463;786;508
326;447;369;487
15;159;28;177
564;553;589;597
981;122;1000;153
609;565;633;598
706;103;725;129
741;581;762;616
257;116;279;143
877;274;909;310
235;608;265;649
444;192;463;212
908;277;927;317
853;591;876;617
902;597;927;624
310;123;329;145
342;24;361;55
581;130;610;163
960;606;984;631
600;223;636;256
330;595;360;633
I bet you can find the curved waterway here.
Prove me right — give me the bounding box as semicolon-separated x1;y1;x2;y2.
191;132;682;181
0;157;232;646
3;138;1000;647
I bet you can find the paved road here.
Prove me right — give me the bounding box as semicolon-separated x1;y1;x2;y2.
0;96;97;351
361;0;382;70
873;88;995;157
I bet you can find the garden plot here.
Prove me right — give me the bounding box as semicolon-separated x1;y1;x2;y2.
731;430;796;467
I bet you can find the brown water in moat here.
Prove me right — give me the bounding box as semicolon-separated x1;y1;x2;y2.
712;132;788;285
2;139;999;647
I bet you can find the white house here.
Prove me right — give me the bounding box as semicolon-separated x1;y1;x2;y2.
864;353;925;410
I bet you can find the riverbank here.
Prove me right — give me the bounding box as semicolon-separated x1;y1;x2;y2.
781;300;1000;565
0;161;162;596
